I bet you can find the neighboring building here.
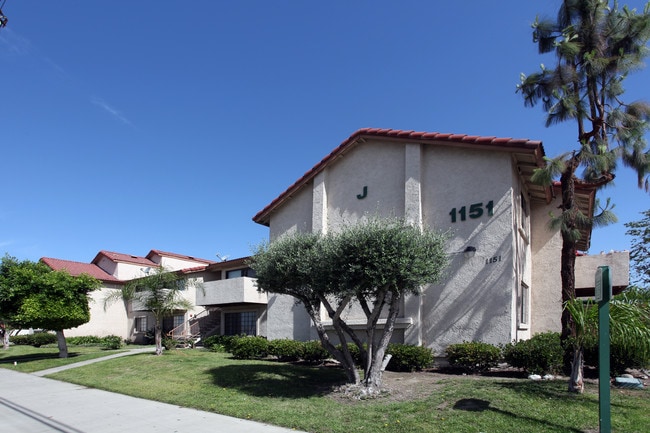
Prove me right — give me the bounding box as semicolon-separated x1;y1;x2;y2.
252;128;629;355
42;250;219;342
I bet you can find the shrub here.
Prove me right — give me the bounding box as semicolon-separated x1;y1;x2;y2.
67;336;103;346
335;343;365;366
101;335;124;350
230;335;269;359
386;344;434;372
445;341;501;374
301;340;329;363
584;341;650;376
268;339;304;362
162;337;179;351
10;332;57;347
203;334;239;353
503;332;563;374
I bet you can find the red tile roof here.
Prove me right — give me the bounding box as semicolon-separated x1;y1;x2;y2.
146;249;216;265
40;257;122;283
91;250;158;267
253;128;546;226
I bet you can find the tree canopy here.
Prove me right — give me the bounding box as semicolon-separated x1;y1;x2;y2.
0;255;100;357
517;0;650;393
625;209;650;288
251;217;449;392
104;266;196;355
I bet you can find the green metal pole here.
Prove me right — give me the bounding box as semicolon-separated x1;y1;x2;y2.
597;266;611;433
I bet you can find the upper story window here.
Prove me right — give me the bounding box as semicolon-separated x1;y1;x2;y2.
225;267;256;279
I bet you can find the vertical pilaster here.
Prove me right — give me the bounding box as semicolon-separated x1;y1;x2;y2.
312;171;328;234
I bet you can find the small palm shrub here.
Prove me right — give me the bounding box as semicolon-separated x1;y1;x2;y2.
386;343;434;372
502;332;563;374
230;335;269;359
445;341;501;374
268;339;304;361
10;332;57;347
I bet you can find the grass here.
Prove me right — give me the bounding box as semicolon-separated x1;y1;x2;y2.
0;344;127;373
10;348;642;433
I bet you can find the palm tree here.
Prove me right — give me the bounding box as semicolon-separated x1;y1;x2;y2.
517;0;650;391
564;295;650;393
104;267;195;355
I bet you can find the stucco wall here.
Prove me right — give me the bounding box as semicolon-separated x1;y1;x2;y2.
418;145;517;354
264;139;527;354
529;196;563;334
64;284;130;338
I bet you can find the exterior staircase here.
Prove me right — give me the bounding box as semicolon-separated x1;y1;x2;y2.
167;308;221;348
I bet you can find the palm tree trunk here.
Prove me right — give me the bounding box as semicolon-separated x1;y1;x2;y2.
155;318;163;355
568;346;585;393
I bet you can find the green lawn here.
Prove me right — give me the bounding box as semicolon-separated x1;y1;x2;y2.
21;349;646;433
0;344;127;373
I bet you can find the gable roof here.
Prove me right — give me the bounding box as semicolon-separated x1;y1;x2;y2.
91;250;158;267
146;249;216;265
253;127;550;226
40;257;122;284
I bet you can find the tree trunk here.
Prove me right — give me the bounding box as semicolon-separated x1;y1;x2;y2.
362;291;401;392
56;330;68;358
568;346;585;393
155;317;163;355
1;323;8;349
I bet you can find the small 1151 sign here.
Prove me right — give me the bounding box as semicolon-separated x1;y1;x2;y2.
449;201;494;223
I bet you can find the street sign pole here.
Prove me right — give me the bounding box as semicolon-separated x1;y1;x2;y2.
596;266;612;433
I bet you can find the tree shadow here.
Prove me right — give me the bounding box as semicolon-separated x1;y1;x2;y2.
208;363;348;399
452;397;584;432
0;352;83;364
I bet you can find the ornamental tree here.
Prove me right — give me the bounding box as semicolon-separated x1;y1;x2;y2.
104;266;196;355
517;0;650;393
251;218;448;393
0;255;100;357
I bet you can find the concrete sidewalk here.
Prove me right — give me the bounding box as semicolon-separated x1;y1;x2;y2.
0;349;307;433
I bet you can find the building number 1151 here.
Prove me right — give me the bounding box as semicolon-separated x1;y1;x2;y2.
449;201;494;223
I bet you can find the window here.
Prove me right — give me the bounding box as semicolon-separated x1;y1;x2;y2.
520;282;530;326
224;311;257;335
225;267;256;279
135;316;147;333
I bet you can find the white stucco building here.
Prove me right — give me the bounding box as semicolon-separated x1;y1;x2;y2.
251;128;629;355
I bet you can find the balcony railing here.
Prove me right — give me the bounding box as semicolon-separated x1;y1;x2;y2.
196;277;267;306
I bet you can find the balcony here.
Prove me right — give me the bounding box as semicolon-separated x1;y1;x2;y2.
196;277;267;306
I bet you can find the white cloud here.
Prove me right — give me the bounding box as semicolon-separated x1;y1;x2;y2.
91;96;134;126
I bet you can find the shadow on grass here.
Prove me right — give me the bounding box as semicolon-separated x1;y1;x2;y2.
0;352;83;364
208;363;349;399
452;397;584;433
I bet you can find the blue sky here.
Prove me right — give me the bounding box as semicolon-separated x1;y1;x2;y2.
1;1;648;265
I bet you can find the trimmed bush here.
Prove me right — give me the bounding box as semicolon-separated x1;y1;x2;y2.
503;332;563;374
10;332;57;347
203;335;239;353
67;336;103;346
101;335;124;350
268;339;304;362
335;343;364;366
446;341;501;374
386;344;434;372
584;341;650;376
230;335;269;359
301;340;329;363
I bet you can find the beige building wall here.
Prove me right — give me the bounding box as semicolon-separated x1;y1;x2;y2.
263;138;538;355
